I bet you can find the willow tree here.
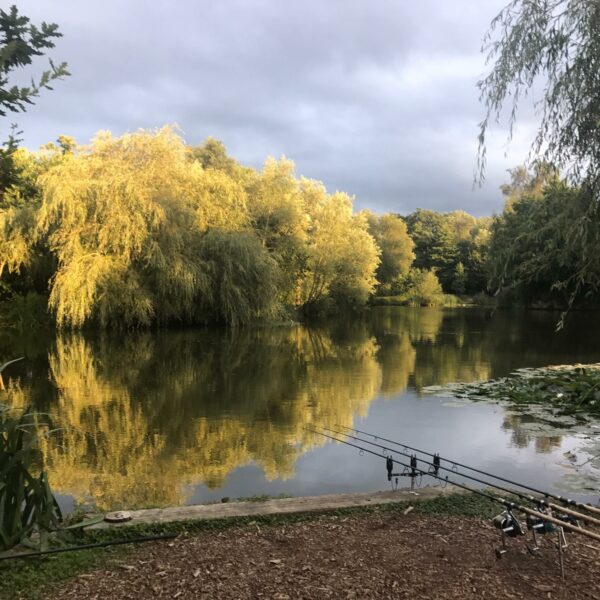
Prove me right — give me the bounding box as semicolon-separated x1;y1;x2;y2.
246;157;308;305
300;182;380;309
478;0;600;308
198;229;282;325
37;127;236;328
488;181;589;305
0;144;65;297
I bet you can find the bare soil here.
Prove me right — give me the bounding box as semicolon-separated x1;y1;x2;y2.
53;513;600;599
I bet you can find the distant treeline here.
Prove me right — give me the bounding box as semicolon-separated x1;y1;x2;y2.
0;128;594;329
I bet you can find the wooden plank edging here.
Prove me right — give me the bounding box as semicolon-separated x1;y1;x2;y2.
90;485;461;530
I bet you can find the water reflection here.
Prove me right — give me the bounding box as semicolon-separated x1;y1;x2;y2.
1;307;600;510
3;325;381;509
501;414;563;452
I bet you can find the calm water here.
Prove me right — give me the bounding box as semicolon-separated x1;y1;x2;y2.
1;307;600;513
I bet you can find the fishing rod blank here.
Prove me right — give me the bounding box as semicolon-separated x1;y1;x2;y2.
306;426;600;543
321;426;600;527
339;424;600;517
321;426;537;504
0;533;177;562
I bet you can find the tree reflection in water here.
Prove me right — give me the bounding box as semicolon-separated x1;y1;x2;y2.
1;307;599;510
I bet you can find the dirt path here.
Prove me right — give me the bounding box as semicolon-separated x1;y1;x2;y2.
53;513;600;599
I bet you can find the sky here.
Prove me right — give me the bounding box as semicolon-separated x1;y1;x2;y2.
8;0;539;216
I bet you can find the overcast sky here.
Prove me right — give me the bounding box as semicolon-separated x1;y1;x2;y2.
8;1;538;216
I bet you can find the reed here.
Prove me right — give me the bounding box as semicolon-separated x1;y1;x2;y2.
0;405;62;551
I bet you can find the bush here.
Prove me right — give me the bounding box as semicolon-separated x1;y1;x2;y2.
402;269;444;306
371;270;460;307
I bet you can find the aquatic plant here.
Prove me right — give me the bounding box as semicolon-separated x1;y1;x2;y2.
0;404;62;551
424;364;600;418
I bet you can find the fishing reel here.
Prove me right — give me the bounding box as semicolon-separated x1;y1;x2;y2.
525;511;555;554
492;510;525;558
553;512;579;528
526;513;554;534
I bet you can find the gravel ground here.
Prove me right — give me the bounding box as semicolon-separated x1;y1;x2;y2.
53;513;600;599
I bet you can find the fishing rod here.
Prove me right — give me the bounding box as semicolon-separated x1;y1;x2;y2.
306;426;600;544
320;426;600;528
323;425;600;528
338;424;600;518
0;533;177;562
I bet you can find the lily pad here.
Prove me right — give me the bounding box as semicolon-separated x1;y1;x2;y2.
423;363;600;425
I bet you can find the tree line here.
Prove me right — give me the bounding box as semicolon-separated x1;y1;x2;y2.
1;127;596;328
2;1;599;329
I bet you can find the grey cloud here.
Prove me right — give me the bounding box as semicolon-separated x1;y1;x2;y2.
10;0;531;216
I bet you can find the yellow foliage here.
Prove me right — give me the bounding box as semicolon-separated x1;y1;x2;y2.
37;128;218;327
300;184;380;307
3;128;382;327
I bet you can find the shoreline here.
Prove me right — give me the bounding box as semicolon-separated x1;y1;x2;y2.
88;486;460;530
3;489;599;600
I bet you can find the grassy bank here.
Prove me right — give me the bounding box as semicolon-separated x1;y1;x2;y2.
0;492;497;600
370;293;463;307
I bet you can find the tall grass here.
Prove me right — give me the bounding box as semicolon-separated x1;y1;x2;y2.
0;405;62;551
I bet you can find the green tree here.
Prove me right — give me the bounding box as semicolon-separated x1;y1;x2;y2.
197;229;282;325
364;211;414;294
450;213;491;295
452;262;466;295
190;137;238;175
0;5;69;305
300;186;379;310
0;143;65;300
500;162;559;211
246;157;308;305
0;5;69;117
404;209;458;291
457;228;490;294
477;0;600;305
488;177;591;307
406;269;444;306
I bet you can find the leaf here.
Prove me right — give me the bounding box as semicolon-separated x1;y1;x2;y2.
61;515;105;530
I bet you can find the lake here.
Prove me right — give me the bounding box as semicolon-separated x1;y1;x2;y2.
1;306;599;513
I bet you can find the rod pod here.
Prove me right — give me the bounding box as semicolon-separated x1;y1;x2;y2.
339;424;600;517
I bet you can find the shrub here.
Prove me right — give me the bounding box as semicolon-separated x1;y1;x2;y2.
405;269;444;306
